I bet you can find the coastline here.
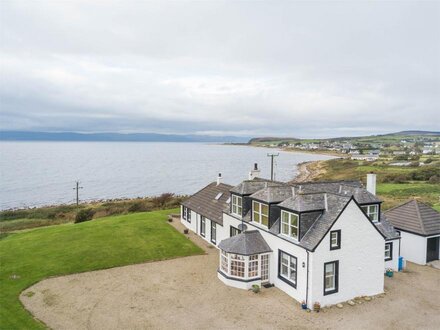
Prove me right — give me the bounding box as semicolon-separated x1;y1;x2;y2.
292;160;328;182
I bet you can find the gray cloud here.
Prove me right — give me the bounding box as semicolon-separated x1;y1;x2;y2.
1;0;439;138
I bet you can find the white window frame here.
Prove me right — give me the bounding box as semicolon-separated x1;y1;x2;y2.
280;210;299;240
231;195;243;216
219;252;260;279
200;216;205;237
211;221;216;244
252;201;269;227
248;255;259;278
385;242;392;261
324;261;338;295
361;204;379;222
183;207;191;223
279;251;297;286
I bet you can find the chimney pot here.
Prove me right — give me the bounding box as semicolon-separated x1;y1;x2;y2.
248;163;261;180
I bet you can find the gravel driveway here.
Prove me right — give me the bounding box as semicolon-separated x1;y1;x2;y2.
21;221;440;330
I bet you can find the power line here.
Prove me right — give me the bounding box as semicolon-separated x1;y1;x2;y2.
73;181;83;206
267;153;279;181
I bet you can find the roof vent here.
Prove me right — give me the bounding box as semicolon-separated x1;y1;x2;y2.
292;187;295;197
324;193;328;211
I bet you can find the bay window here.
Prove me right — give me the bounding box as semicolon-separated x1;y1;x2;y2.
253;201;269;227
230;254;245;277
219;252;261;279
281;210;299;240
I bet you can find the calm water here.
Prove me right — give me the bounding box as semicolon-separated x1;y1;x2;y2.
0;142;334;210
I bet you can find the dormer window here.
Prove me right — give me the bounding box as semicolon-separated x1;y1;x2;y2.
252;201;269;227
280;210;298;240
231;195;242;216
361;204;379;222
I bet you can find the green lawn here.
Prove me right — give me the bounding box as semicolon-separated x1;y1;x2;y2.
0;209;203;329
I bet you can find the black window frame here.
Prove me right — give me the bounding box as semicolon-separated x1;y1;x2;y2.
230;226;241;237
323;260;339;296
211;221;216;244
200;216;205;237
278;250;297;288
385;242;393;261
329;230;341;250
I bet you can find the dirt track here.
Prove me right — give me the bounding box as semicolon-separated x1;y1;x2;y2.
21;221;440;330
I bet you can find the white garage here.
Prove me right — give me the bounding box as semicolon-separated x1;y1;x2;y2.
385;200;440;265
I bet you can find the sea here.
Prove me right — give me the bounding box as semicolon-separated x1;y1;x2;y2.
0;142;334;210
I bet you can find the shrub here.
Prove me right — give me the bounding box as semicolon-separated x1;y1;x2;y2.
425;158;433;164
151;193;175;208
128;201;151;213
75;208;95;223
429;175;440;184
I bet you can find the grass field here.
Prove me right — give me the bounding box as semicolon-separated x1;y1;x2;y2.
0;209;203;329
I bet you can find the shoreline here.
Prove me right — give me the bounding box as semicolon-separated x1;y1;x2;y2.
292;160;327;182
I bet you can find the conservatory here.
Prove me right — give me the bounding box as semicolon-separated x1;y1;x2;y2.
217;230;272;290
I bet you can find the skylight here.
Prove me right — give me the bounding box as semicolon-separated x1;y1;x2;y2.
215;192;223;200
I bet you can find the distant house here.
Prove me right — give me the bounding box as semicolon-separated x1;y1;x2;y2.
181;169;400;309
393;151;406;156
351;150;380;161
385;200;440;265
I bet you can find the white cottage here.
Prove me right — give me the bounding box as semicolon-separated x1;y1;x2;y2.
385;200;440;265
181;168;400;308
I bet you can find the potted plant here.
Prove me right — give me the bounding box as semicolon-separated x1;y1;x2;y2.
252;284;260;293
301;301;307;310
385;268;394;277
313;302;321;312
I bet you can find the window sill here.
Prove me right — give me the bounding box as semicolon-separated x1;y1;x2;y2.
278;275;297;289
324;289;338;296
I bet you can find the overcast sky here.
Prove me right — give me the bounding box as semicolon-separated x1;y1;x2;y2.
0;1;439;138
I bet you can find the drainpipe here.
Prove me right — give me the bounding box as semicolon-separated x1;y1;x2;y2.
306;250;310;308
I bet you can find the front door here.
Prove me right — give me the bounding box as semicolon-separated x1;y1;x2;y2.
427;237;439;263
261;254;270;283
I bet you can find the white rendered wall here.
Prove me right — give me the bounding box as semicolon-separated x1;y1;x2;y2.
222;213;309;306
384;239;400;271
399;231;427;265
180;206;226;248
309;200;385;307
217;272;261;290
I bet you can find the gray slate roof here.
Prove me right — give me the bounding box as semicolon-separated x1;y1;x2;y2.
278;193;326;212
293;181;381;205
250;185;294;203
218;230;272;255
230;178;284;195
181;182;232;225
385;200;440;236
375;213;400;240
299;194;351;250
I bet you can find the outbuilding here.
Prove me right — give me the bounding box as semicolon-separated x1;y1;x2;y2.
385;200;440;265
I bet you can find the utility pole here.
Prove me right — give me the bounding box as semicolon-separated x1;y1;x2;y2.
267;153;279;181
73;181;83;206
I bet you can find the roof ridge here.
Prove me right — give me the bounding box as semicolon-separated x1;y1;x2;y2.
414;200;427;235
384;199;415;214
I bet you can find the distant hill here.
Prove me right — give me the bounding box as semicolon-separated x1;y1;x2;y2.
384;130;440;136
0;131;249;143
247;130;440;144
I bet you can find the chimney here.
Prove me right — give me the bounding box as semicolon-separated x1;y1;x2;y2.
216;173;222;186
248;163;261;180
366;173;376;195
324;193;328;211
